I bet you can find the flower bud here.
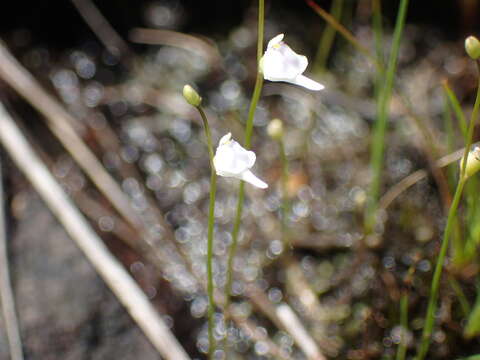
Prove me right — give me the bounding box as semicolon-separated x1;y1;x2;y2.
465;36;480;60
461;145;480;179
267;118;284;140
182;84;202;107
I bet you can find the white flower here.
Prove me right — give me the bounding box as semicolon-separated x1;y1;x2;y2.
261;34;324;91
213;133;268;189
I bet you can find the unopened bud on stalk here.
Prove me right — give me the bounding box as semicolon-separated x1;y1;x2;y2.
465;36;480;60
182;84;202;107
461;145;480;179
267;118;284;140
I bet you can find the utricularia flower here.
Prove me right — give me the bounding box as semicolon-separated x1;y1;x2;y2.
261;33;324;91
213;133;268;189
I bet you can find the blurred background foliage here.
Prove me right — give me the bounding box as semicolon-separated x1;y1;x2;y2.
2;1;480;359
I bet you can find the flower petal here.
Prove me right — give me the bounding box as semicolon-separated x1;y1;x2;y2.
219;132;232;145
231;141;256;168
267;33;284;49
263;45;308;81
240;170;268;189
292;74;325;91
213;136;256;176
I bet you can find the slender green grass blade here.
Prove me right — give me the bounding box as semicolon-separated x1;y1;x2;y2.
365;0;409;232
313;0;344;73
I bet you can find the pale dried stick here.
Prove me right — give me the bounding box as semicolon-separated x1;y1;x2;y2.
0;154;24;360
129;28;222;68
283;257;342;354
246;283;325;360
0;102;190;360
228;310;290;360
276;304;326;360
379;147;466;210
70;0;133;66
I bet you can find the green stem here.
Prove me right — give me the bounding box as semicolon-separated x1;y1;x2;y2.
460;61;480;180
245;73;264;149
443;92;465;264
396;293;408;360
365;0;409;232
197;106;217;359
416;178;465;360
224;0;264;310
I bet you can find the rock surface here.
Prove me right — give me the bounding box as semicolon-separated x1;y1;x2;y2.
4;190;159;360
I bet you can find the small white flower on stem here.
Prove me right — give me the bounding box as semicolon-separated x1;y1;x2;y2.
213;133;268;189
261;33;324;91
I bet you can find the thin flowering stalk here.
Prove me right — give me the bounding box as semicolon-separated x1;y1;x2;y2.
267;118;290;249
225;0;264;311
182;85;217;358
416;59;480;360
416;177;465;360
198;106;217;359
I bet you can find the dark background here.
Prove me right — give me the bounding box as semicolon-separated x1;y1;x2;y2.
0;0;468;50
